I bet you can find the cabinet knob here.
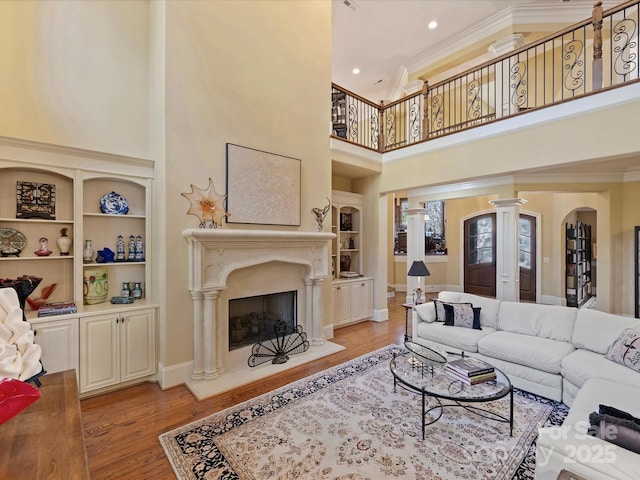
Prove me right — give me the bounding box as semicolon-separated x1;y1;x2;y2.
336;286;341;290
33;329;38;336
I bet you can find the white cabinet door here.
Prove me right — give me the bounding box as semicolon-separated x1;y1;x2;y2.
120;309;156;382
332;283;351;326
351;279;373;320
80;309;156;393
31;317;78;375
80;314;119;393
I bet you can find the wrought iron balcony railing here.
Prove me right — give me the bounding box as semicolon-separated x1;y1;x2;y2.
331;0;639;153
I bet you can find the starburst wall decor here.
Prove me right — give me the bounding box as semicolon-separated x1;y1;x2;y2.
181;178;230;228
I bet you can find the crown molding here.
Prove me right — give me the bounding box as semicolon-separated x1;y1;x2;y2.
403;2;617;85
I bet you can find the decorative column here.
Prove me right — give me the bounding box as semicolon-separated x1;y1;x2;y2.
190;291;204;380
592;1;603;90
406;208;428;303
203;290;220;379
489;198;527;302
488;34;525;117
311;277;325;346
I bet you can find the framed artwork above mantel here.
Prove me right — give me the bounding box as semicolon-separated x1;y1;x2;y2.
225;143;301;226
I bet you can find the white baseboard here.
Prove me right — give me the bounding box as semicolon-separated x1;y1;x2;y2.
541;294;564;306
372;308;389;322
157;360;193;390
323;324;334;340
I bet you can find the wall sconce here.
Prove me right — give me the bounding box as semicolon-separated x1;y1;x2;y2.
408;259;430;304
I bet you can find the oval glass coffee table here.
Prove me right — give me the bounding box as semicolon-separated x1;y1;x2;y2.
391;341;513;439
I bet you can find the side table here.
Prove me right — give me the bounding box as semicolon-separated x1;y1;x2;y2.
401;302;415;341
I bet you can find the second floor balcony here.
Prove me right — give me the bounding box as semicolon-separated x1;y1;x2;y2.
331;1;639;153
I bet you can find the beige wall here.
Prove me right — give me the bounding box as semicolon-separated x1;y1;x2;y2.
0;0;151;157
163;0;332;367
1;0;332;378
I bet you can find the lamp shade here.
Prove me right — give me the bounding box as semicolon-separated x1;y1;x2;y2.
408;260;430;277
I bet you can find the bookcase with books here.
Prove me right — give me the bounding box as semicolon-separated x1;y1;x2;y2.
566;221;592;308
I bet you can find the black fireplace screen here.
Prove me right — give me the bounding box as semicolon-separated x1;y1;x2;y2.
228;290;297;351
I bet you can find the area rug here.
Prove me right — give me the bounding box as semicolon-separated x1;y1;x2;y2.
160;345;568;480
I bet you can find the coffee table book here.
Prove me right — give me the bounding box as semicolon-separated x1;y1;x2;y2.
445;365;497;385
446;357;495;377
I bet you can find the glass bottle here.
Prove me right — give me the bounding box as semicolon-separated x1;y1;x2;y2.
121;282;131;298
132;282;143;300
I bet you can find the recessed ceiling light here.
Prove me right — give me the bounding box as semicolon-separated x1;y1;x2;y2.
352;68;360;75
428;20;438;30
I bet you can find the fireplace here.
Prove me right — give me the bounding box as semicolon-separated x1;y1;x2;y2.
229;290;297;351
183;228;345;399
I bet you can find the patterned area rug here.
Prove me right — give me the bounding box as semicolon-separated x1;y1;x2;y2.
160;345;568;480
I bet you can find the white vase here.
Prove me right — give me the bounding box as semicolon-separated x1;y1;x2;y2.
83;239;94;263
57;228;72;256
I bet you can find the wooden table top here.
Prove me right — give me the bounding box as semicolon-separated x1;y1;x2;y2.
0;370;90;479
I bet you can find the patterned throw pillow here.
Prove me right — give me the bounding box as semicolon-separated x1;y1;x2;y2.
605;328;640;373
433;300;472;322
442;303;482;330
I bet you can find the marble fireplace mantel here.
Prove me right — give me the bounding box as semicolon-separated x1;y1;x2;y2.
182;228;342;399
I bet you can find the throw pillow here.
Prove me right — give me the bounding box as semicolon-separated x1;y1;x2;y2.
605;328;640;373
599;405;640;427
588;412;640;454
442;303;482;330
433;300;472;323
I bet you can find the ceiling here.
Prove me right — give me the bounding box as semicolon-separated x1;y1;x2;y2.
331;0;605;103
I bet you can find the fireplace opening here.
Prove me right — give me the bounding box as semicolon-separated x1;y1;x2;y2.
228;290;297;351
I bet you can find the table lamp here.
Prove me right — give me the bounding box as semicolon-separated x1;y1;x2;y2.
408;260;430;304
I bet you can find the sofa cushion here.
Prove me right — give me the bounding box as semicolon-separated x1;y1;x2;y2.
414;321;495;353
605;328;640;373
497;301;576;342
573;308;640;354
477;331;574;374
561;348;640;391
442;303;481;329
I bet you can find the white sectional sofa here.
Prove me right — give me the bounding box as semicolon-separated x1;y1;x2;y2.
412;291;640;480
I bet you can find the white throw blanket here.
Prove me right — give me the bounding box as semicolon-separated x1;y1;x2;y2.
0;288;42;381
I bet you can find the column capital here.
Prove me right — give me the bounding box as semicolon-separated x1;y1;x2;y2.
489;198;527;208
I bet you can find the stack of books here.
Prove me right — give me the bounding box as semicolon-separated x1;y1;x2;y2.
37;301;77;317
445;357;496;385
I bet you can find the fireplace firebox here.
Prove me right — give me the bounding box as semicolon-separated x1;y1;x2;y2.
228;290;297;351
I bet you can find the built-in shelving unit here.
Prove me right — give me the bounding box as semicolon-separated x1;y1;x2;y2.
331;190;373;327
566;221;592;308
0;137;157;395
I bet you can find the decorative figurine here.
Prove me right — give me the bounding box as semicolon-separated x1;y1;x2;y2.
34;237;53;256
311;197;331;232
96;248;115;263
181;177;230;228
116;235;126;261
128;235;135;261
56;228;72;256
83;239;94;263
134;235;144;261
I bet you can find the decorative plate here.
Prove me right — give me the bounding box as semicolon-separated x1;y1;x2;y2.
99;191;129;215
0;228;27;256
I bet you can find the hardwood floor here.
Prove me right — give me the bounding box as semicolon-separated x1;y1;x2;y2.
80;293;420;479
